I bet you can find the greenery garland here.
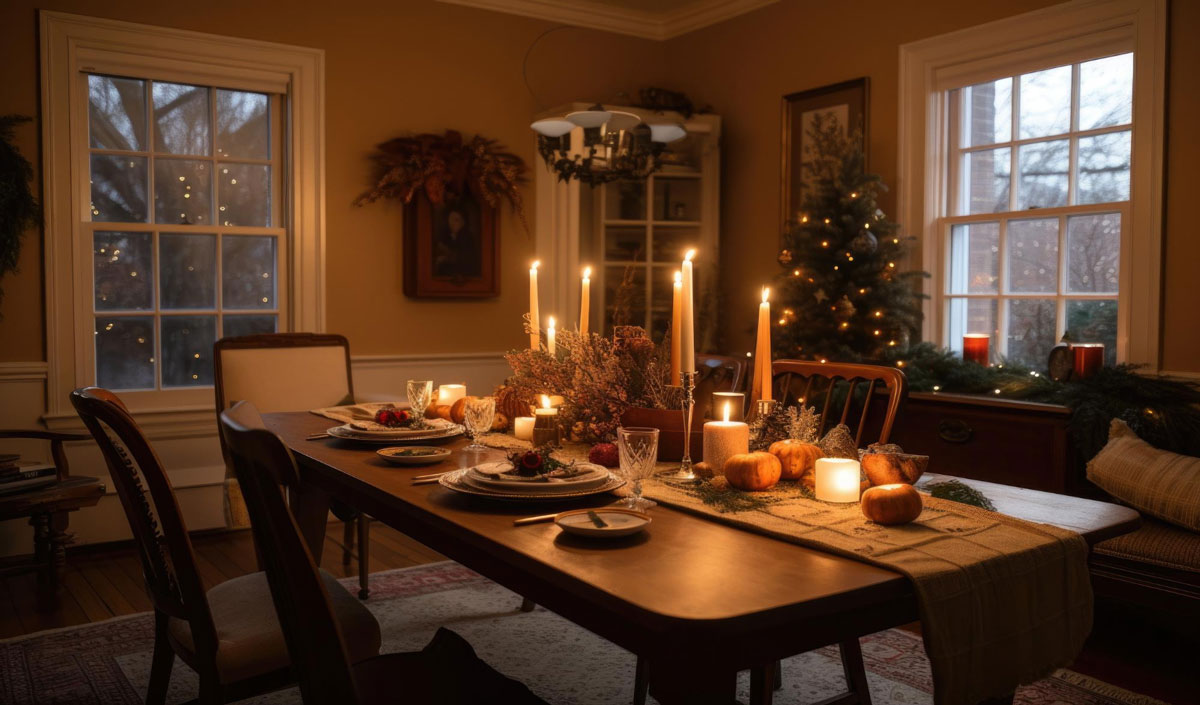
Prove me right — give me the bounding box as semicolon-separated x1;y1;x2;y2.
882;342;1200;462
0;115;39;316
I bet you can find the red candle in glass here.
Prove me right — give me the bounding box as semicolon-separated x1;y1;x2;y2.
962;334;990;365
1072;343;1105;380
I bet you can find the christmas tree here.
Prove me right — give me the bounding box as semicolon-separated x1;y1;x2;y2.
773;114;925;362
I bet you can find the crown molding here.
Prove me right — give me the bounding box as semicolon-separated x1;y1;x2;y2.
436;0;778;40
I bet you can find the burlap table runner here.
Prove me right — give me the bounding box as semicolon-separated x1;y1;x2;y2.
480;436;1093;705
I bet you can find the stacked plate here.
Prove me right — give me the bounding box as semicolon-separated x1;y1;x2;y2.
439;461;625;501
326;418;464;444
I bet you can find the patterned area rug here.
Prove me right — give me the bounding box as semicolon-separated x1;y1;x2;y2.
0;562;1169;705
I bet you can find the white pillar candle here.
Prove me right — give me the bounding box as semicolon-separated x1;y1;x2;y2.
529;260;541;351
671;271;682;386
754;287;772;402
513;416;535;441
702;402;749;476
680;249;696;374
546;316;556;356
436;384;467;406
580;266;591;337
814;458;862;503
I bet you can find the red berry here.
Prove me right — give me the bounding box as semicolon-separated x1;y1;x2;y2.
588;442;619;468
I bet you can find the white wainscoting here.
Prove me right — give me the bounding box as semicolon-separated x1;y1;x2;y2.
0;353;511;558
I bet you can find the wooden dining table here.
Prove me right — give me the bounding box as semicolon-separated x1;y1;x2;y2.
266;411;1140;705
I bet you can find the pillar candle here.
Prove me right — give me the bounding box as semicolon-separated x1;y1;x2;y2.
513;416;535;441
529;261;541;351
671;271;682;386
754;287;772;402
1072;343;1105;380
532;395;560;447
702;402;749;476
814;458;862;503
580;267;591;337
962;334;990;365
680;250;696;374
436;384;466;406
546;316;556;357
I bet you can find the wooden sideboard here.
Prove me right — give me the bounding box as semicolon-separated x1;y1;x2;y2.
888;392;1086;495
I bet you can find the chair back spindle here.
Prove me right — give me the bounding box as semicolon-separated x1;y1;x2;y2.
770;361;907;446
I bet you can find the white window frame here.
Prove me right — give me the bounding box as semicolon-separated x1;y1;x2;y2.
40;11;325;420
898;0;1166;368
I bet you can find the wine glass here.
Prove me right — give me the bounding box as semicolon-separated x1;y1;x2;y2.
406;379;433;420
617;426;659;511
462;396;496;452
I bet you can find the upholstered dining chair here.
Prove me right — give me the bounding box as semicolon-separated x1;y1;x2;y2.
219;400;548;705
212;332;372;598
70;387;382;705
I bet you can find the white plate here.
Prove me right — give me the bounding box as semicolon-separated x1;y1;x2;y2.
327;424;463;444
555;508;651;538
463;470;610;494
336;418;457;437
437;469;625;502
376;446;453;466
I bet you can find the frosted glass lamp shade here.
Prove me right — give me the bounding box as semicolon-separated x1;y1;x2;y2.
530;119;575;137
606;111;642;131
649;123;687;143
566;108;612;128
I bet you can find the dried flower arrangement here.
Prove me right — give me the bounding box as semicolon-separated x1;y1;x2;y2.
504;325;681;443
748;404;822;451
355;129;529;231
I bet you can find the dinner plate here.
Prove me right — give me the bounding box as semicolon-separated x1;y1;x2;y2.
376;446;453;466
555;508;651;538
438;469;625;501
327;424;464;444
466;462;609;493
335;418;458;437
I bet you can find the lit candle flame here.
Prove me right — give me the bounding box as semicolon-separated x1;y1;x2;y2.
548;316;555;328
674;271;682;284
530;260;540;272
761;286;770;303
582;266;591;279
723;402;731;423
541;395;551;410
684;249;696;262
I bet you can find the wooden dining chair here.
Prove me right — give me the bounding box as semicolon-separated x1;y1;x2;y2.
213;332;372;599
748;360;909;705
70;387;382;705
219;400;548;705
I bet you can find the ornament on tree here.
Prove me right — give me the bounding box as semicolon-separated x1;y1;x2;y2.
813;288;829;303
778;249;793;265
850;230;878;254
834;296;857;320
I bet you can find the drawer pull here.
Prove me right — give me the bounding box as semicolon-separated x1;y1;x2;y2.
937;419;973;444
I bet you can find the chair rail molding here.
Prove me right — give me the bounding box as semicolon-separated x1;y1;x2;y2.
0;361;49;382
39;11;326;417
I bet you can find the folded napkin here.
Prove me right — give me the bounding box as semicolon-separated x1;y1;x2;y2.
311;402;423;432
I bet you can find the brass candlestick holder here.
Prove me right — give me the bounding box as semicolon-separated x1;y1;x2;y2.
661;370;698;482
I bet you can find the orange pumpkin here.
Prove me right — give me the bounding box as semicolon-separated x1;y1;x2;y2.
491;411;509;432
723;452;782;492
424;404;442;420
449;396;479;425
434;404;453;421
768;440;822;484
861;452;929;486
860;483;923;525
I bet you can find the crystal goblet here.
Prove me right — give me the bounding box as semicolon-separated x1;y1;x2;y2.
617;426;659;511
463;396;496;453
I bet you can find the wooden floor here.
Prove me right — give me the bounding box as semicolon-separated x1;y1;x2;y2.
0;520;443;639
1;525;1194;705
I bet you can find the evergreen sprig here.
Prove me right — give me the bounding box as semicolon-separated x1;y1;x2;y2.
0;115;39;317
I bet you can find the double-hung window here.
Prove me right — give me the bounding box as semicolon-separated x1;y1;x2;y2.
88;76;284;391
943;54;1131;366
899;0;1166;370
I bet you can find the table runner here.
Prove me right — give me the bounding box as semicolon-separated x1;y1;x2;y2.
480;435;1092;705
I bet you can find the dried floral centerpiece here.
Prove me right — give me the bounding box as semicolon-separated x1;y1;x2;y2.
504;325;681;443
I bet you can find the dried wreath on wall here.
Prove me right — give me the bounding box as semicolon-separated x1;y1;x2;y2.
355;129;530;232
0;115;39;317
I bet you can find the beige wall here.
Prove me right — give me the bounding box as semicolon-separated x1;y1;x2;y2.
663;0;1198;371
1;0;1194;369
0;0;668;361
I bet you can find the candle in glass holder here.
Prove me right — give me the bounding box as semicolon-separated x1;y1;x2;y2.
513;416;535;441
814;458;862;503
1072;343;1105;380
962;334;990;365
436;384;466;406
703;402;749;476
532;395;560;447
712;392;745;421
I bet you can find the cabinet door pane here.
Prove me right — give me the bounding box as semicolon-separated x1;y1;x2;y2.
605;226;646;262
653;178;700;221
606;181;646;221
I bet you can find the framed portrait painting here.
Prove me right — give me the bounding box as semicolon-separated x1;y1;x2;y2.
403;189;499;298
780;77;869;234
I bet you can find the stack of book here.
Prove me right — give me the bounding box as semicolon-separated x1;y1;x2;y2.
0;454;58;495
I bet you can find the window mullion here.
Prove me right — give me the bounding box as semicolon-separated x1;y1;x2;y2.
996;218;1009;359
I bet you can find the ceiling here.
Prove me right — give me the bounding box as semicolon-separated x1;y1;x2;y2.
436;0;780;40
